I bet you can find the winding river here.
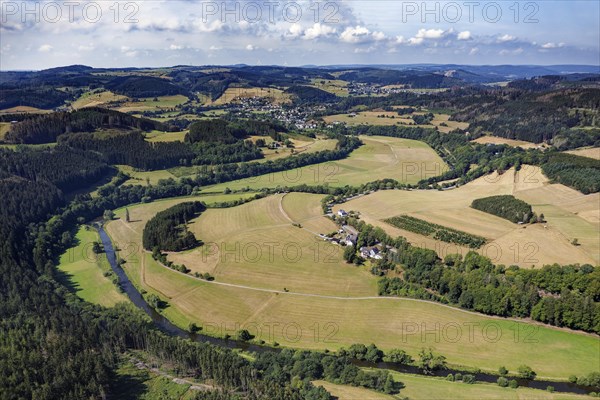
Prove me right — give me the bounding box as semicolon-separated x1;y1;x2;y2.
97;226;595;395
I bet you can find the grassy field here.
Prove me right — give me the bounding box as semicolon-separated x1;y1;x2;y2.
115;95;188;113
0;122;11;140
472;136;541;149
565;147;600;160
111;359;199;400
70;90;128;109
114;192;377;296
57;226;127;307
0;106;53;114
168;193;377;296
145;130;187;142
310;78;350;96
315;372;596;400
334;166;599;267
209;87;291;105
105;193;599;379
322;110;468;133
201;136;447;192
117;165;179;186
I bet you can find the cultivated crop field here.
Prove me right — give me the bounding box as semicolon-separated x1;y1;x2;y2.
202;136;447;192
57;226;127;307
333;166;599;267
105;192;599;379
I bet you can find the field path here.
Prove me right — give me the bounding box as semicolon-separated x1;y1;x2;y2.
146;250;598;338
278;193;326;237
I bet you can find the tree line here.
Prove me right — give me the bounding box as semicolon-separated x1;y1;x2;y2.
471;195;536;224
143;201;205;252
384;215;486;248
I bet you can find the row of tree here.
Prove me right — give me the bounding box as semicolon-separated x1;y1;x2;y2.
142;201;206;251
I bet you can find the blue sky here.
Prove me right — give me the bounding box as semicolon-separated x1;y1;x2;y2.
1;0;598;69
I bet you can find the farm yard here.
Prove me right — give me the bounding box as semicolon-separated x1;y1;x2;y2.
333;166;599;267
202;136;447;192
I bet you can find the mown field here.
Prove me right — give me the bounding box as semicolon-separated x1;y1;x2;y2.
57;226;127;307
202;136;447;192
322;110;468;133
209;87;291;105
334;166;599;267
0;122;11;140
70;90;128;109
316;373;596;400
105;193;600;379
565;147;600;160
472;135;541;149
310;78;350;96
115;95;188;113
169;193;377;296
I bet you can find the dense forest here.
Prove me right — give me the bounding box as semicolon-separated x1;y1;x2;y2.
186;118;284;144
0;86;74;109
471;195;535;223
5;107;170;144
104;75;188;97
142;201;205;252
542;152;600;194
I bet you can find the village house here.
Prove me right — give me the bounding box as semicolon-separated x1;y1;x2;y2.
337;209;348;217
360;246;383;260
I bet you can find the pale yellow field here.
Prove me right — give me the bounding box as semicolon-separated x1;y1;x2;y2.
210;87;291;105
106;252;599;378
472;136;541;149
334;166;599;267
166;194;377;296
0;106;52;114
202;136;448;192
565;147;600;160
71;90;128;109
323;110;465;133
431;113;470;133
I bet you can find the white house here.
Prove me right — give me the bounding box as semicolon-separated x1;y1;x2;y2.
337;209;348;217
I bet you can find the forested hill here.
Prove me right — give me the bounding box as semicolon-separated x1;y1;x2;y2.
5;107;173;144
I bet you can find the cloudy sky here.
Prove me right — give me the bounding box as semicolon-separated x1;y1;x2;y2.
1;0;599;69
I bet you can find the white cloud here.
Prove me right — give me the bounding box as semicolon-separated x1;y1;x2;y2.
246;44;256;51
457;31;471;40
304;23;336;40
469;47;479;55
169;44;183;50
38;44;53;52
209;45;222;51
416;28;445;39
287;23;303;38
340;26;371;43
407;28;446;45
498;34;516;42
541;42;565;49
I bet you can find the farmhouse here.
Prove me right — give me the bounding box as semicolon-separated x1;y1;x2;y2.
360;246;383;260
337;209;348;217
344;233;358;246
